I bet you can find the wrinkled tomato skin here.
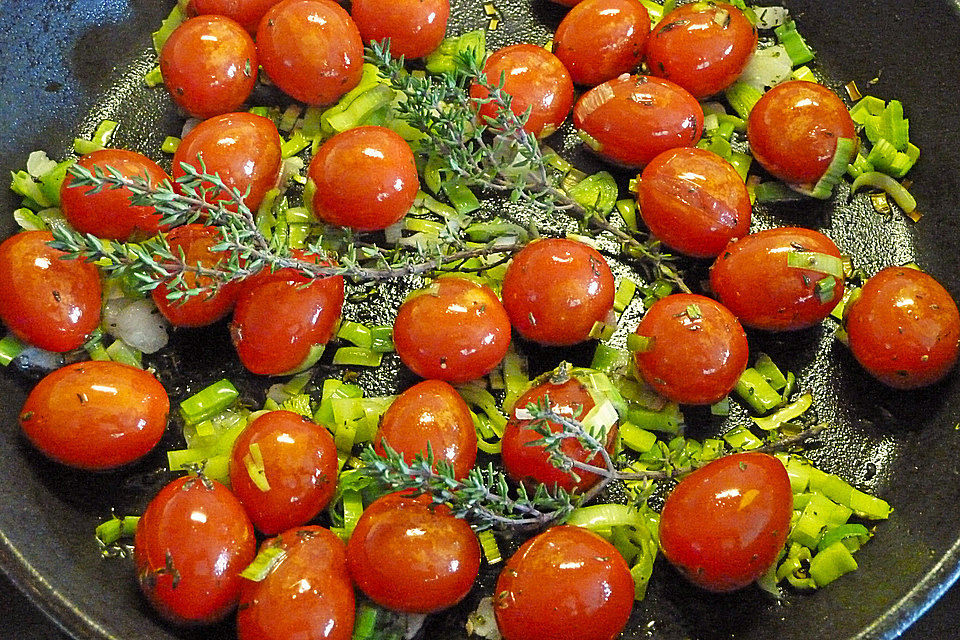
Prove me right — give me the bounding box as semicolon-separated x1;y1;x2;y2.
187;0;282;33
845;267;960;389
659;452;793;592
471;44;575;138
134;476;256;625
573;74;704;169
709;226;846;331
747;80;857;186
638;147;751;258
19;361;168;471
494;526;634;640
237;526;355;640
0;230;101;353
351;0;450;59
554;0;651;87
634;293;748;405
346;492;481;613
374;379;478;479
393;276;511;383
230;411;339;535
257;0;364;105
60;149;171;241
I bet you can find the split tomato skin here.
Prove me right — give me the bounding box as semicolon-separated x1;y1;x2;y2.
554;0;651;87
186;0;283;33
351;0;450;59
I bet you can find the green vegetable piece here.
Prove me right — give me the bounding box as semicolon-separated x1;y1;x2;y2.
734;367;783;414
809;541;858;587
240;545;287;582
724;81;764;119
179;378;240;426
566;171;619;217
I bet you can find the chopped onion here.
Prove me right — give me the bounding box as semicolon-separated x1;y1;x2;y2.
738;45;793;92
403;613;427;640
277;156;305;191
181;117;201;139
26;150;57;178
114;299;169;354
465;597;502;639
754;6;790;29
15;347;64;374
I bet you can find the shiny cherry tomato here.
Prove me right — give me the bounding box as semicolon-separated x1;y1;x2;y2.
257;0;364;105
307;126;419;231
638;147;751;258
393;276;511;383
0;230;101;352
60;149;170;241
351;0;450;59
845;266;960;389
237;526;355;640
709;226;846;331
471;44;575;138
18;361;168;470
187;0;282;33
747;80;857;186
645;2;757;99
554;0;651;86
374;379;478;479
573;74;703;168
346;491;481;613
633;293;748;405
659;452;793;592
230;410;339;535
501;238;616;346
493;525;634;640
134;475;256;625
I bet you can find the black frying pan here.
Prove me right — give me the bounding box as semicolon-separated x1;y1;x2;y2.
2;0;960;638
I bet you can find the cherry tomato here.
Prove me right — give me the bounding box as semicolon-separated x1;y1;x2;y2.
501;238;616;346
134;475;256;625
747;80;857;186
187;0;282;33
709;226;846;331
18;361;168;470
493;525;634;640
0;230;101;352
393;276;511;383
573;74;704;168
645;2;757;99
257;0;364;105
659;452;793;592
307;126;419;231
554;0;651;87
346;491;481;613
374;379;478;479
638;147;751;258
845;267;960;389
60;149;171;241
237;526;355;640
471;44;575;138
633;293;748;405
351;0;450;59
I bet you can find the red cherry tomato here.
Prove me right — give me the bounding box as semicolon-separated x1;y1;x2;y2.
308;126;419;231
257;0;364;105
554;0;651;86
18;361;168;470
493;525;634;640
471;44;575;138
645;2;757;99
709;226;846;331
845;267;960;389
747;80;857;186
0;230;101;352
638;147;751;258
60;149;170;241
346;492;481;613
501;238;616;346
573;74;704;168
187;0;282;33
633;293;748;405
351;0;450;59
659;452;793;592
374;379;478;479
134;475;256;625
393;276;511;383
237;526;355;640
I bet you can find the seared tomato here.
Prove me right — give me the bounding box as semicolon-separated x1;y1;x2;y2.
554;0;651;86
351;0;450;59
186;0;283;33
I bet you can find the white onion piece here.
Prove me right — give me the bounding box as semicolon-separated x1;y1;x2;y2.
181;117;202;139
15;347;64;373
26;150;57;177
738;45;793;92
115;299;169;354
754;6;790;29
403;613;427;640
101;297;129;333
465;597;502;639
278;156;305;191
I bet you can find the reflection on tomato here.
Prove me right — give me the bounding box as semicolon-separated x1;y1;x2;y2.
554;0;651;86
187;0;283;33
351;0;450;59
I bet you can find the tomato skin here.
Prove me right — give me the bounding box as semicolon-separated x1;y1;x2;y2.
374;379;478;479
187;0;282;33
709;226;846;331
845;267;960;389
554;0;651;87
0;230;102;353
659;452;793;592
638;147;751;258
493;525;634;640
237;526;355;640
346;492;481;613
134;476;256;625
351;0;450;59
